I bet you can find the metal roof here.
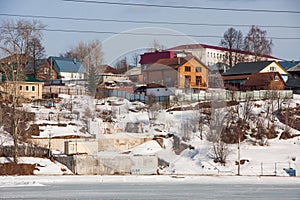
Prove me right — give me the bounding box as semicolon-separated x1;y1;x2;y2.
50;56;86;73
223;61;273;76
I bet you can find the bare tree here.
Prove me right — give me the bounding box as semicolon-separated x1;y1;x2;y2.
0;19;43;163
62;40;104;74
114;57;128;73
131;53;140;67
220;27;244;67
148;39;166;52
244;25;273;61
212;140;229;166
146;94;160;126
0;19;45;61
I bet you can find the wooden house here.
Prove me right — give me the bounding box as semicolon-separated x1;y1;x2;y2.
222;61;289;90
142;56;208;92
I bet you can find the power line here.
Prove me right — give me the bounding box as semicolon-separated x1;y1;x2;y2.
1;26;299;40
1;13;300;29
63;0;300;14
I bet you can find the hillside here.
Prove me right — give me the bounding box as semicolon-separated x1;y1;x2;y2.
0;94;299;176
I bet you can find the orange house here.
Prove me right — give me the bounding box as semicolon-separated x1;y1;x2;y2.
143;56;208;91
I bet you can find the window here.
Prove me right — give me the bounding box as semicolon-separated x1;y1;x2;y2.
270;66;275;71
196;76;202;85
25;86;29;91
196;67;202;72
44;68;49;74
165;77;171;84
185;66;191;72
185;76;191;87
274;75;279;81
32;86;35;92
19;85;23;91
207;52;210;57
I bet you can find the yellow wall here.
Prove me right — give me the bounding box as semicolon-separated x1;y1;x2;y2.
178;57;208;90
260;62;289;75
1;81;43;100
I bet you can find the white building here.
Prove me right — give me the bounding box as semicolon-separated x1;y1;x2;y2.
50;56;86;81
168;44;282;68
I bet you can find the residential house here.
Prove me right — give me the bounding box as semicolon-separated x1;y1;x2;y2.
278;60;300;71
97;64;121;84
287;63;300;78
146;83;174;97
143;56;208;92
168;43;282;68
222;61;289;90
244;72;285;91
0;76;43;100
25;58;59;82
125;67;143;84
286;63;300;94
0;54;29;68
140;51;176;67
50;57;86;81
96;65;136;98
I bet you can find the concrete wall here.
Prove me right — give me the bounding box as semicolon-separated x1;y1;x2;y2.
74;154;132;175
131;154;158;175
56;154;158;175
98;136;152;152
31;136;153;154
30;138;99;155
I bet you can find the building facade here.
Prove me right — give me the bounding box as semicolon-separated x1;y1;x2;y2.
168;44;281;68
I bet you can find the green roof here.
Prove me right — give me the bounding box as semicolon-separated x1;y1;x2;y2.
25;75;42;82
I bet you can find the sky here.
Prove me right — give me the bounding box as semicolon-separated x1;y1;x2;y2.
0;0;299;65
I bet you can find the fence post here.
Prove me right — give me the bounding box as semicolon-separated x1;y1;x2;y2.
261;162;263;176
275;162;277;176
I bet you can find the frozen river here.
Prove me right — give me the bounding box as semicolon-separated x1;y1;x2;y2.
1;176;300;199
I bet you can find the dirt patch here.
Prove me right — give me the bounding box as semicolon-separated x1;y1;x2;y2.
0;163;38;175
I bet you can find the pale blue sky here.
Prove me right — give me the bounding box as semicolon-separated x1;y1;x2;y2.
0;0;299;64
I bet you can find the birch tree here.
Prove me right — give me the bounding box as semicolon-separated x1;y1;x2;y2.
244;25;273;61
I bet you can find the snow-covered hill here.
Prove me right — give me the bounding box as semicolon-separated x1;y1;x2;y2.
1;94;300;176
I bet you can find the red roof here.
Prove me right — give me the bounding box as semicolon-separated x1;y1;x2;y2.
98;65;120;74
168;43;280;60
143;57;193;72
140;51;176;65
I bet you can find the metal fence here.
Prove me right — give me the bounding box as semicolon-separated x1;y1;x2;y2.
175;90;293;102
259;162;296;176
43;86;87;95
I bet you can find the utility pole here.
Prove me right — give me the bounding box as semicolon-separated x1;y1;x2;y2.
237;133;241;175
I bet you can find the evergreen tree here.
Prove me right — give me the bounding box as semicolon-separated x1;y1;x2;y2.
87;65;98;96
